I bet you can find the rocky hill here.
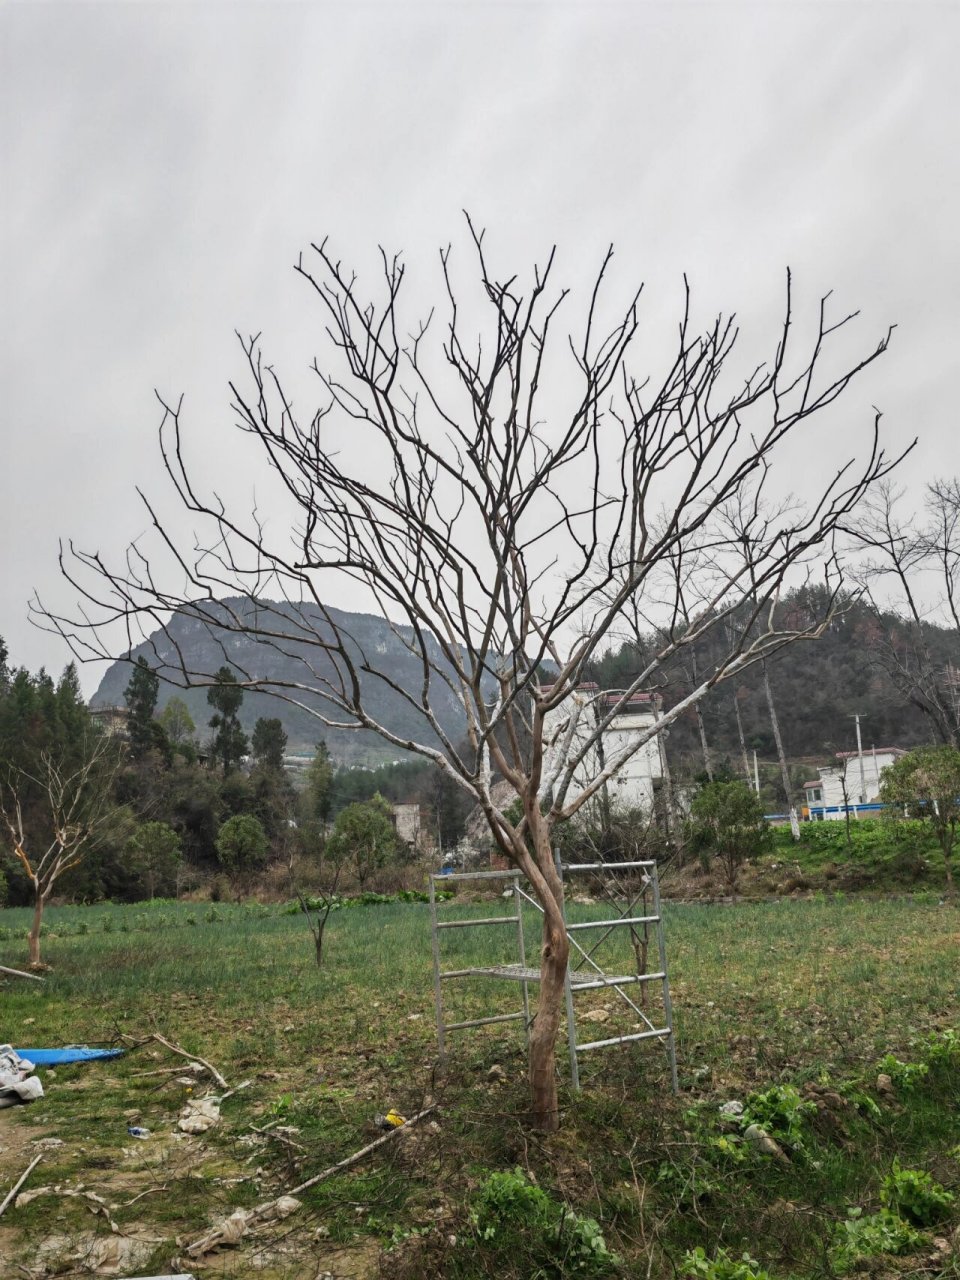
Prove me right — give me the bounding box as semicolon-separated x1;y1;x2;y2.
91;598;471;763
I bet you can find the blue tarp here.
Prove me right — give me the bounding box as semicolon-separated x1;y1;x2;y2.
13;1047;123;1065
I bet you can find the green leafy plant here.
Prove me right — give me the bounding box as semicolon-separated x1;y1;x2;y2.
879;1053;929;1093
918;1027;960;1067
880;1161;955;1226
832;1208;925;1272
741;1084;815;1148
681;1246;773;1279
469;1168;619;1277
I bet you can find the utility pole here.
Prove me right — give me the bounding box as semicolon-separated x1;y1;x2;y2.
853;714;867;806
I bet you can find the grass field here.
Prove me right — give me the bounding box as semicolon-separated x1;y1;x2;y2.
0;893;958;1278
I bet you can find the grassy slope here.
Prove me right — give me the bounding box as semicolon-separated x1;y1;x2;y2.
0;895;957;1277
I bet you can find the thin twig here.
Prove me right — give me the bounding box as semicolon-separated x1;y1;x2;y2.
286;1105;436;1197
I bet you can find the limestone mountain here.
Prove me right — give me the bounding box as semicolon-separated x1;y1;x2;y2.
91;598;472;763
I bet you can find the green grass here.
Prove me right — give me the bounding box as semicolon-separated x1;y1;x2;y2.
0;894;957;1278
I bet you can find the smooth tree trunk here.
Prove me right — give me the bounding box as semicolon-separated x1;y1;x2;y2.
657;731;676;842
695;703;713;781
761;657;798;837
733;692;751;785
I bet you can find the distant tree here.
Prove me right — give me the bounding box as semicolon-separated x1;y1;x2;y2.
124;657;160;758
880;745;960;895
325;794;399;890
0;736;119;966
303;740;333;828
215;812;269;882
251;717;287;771
690;779;772;892
127;820;183;899
207;667;248;774
290;819;345;967
161;765;224;863
159;696;196;747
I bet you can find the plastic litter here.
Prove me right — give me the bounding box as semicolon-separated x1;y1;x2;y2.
127;1126;151;1139
374;1109;406;1129
178;1096;221;1134
0;1046;44;1107
13;1046;123;1065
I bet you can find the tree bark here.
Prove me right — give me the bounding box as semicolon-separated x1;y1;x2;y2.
528;904;569;1132
761;657;797;836
28;894;44;968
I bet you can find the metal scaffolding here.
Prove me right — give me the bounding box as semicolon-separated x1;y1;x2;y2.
428;857;678;1092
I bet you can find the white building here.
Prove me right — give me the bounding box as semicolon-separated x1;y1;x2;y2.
541;683;664;815
802;747;906;820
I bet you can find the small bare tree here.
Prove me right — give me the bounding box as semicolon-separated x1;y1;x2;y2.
1;738;118;968
853;481;960;745
39;224;902;1127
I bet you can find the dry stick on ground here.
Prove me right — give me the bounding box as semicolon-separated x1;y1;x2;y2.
0;1155;43;1219
184;1106;437;1258
122;1032;229;1090
0;965;45;983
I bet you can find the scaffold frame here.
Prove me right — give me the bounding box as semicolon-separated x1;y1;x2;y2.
428;857;678;1092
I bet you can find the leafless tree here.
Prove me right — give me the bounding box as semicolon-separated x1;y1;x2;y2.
38;224;901;1128
1;738;118;968
853;481;960;745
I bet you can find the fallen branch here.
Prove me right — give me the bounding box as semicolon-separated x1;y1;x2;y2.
286;1105;437;1198
0;964;45;983
123;1033;229;1089
0;1155;43;1218
184;1105;437;1257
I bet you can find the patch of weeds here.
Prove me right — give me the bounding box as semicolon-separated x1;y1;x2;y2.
740;1084;815;1149
467;1167;619;1277
832;1207;926;1273
680;1246;773;1279
879;1160;955;1225
878;1053;929;1092
836;1083;881;1120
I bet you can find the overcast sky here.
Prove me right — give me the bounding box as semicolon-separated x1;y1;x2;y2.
2;0;957;693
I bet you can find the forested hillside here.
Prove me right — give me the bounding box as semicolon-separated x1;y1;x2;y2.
593;586;956;793
88;587;959;790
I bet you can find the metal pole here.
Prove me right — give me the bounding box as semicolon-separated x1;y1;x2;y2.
428;875;446;1063
650;863;679;1094
753;750;761;796
514;875;530;1050
555;848;580;1092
